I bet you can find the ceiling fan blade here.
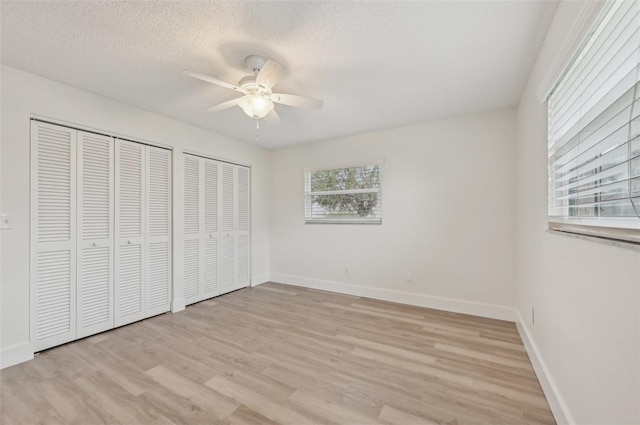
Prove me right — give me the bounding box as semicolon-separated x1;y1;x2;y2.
264;109;281;125
182;70;245;93
256;59;282;90
271;93;323;109
206;97;242;112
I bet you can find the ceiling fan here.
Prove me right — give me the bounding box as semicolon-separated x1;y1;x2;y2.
183;55;323;124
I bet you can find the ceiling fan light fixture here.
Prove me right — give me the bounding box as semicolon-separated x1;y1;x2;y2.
238;95;274;119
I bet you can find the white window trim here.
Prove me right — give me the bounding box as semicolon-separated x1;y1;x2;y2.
303;158;384;173
304;161;383;225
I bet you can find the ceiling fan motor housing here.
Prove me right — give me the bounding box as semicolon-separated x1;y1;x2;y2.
239;75;257;87
245;55;267;73
239;75;271;98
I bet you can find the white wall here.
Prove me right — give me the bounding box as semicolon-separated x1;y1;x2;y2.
0;65;270;367
515;2;640;424
269;109;517;320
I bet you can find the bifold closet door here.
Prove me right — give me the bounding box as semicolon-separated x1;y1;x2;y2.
115;140;146;327
202;159;220;299
31;121;77;351
220;163;250;294
183;155;201;305
183;155;221;305
146;146;172;316
236;165;250;289
220;163;236;294
183;155;249;304
76;131;114;338
32;121;172;351
115;141;171;324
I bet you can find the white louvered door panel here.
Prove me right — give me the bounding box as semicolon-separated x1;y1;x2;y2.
203;159;220;298
115;140;146;326
220;163;236;294
31;121;77;351
220;236;235;294
146;146;171;317
184;155;201;236
77;131;114;338
184;238;200;302
184;155;202;304
236;165;250;290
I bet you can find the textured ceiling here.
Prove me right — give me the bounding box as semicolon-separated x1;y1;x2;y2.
1;1;558;149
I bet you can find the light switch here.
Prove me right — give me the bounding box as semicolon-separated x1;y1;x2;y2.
0;213;15;230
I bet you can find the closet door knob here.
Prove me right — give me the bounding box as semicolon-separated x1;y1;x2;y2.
92;242;99;247
127;240;133;245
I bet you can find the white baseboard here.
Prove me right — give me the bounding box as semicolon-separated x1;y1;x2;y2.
251;274;270;287
270;273;517;322
0;341;33;369
516;310;573;425
170;297;185;313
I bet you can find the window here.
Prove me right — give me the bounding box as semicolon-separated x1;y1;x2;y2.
304;163;382;224
547;1;640;243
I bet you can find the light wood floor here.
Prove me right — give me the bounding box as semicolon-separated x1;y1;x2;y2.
1;283;555;425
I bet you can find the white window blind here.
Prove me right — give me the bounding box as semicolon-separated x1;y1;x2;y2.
304;163;381;224
547;0;640;242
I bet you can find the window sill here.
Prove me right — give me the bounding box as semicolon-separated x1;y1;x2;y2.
305;219;382;225
547;222;640;251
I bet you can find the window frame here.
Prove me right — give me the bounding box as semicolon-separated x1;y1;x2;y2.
303;160;383;225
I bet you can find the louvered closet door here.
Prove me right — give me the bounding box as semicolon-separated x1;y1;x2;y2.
146;146;171;317
220;163;236;294
30;121;77;351
202;159;221;298
76;131;114;338
183;155;202;305
236;165;250;290
115;140;146;327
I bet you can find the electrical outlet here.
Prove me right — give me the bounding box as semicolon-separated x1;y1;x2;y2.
406;272;414;282
531;307;535;325
345;267;350;275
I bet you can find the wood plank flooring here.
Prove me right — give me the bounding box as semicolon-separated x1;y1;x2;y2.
0;283;555;425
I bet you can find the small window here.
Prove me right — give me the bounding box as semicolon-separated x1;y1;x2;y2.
547;1;640;244
304;163;382;224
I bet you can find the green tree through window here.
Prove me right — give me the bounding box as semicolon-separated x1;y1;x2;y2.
305;164;381;223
